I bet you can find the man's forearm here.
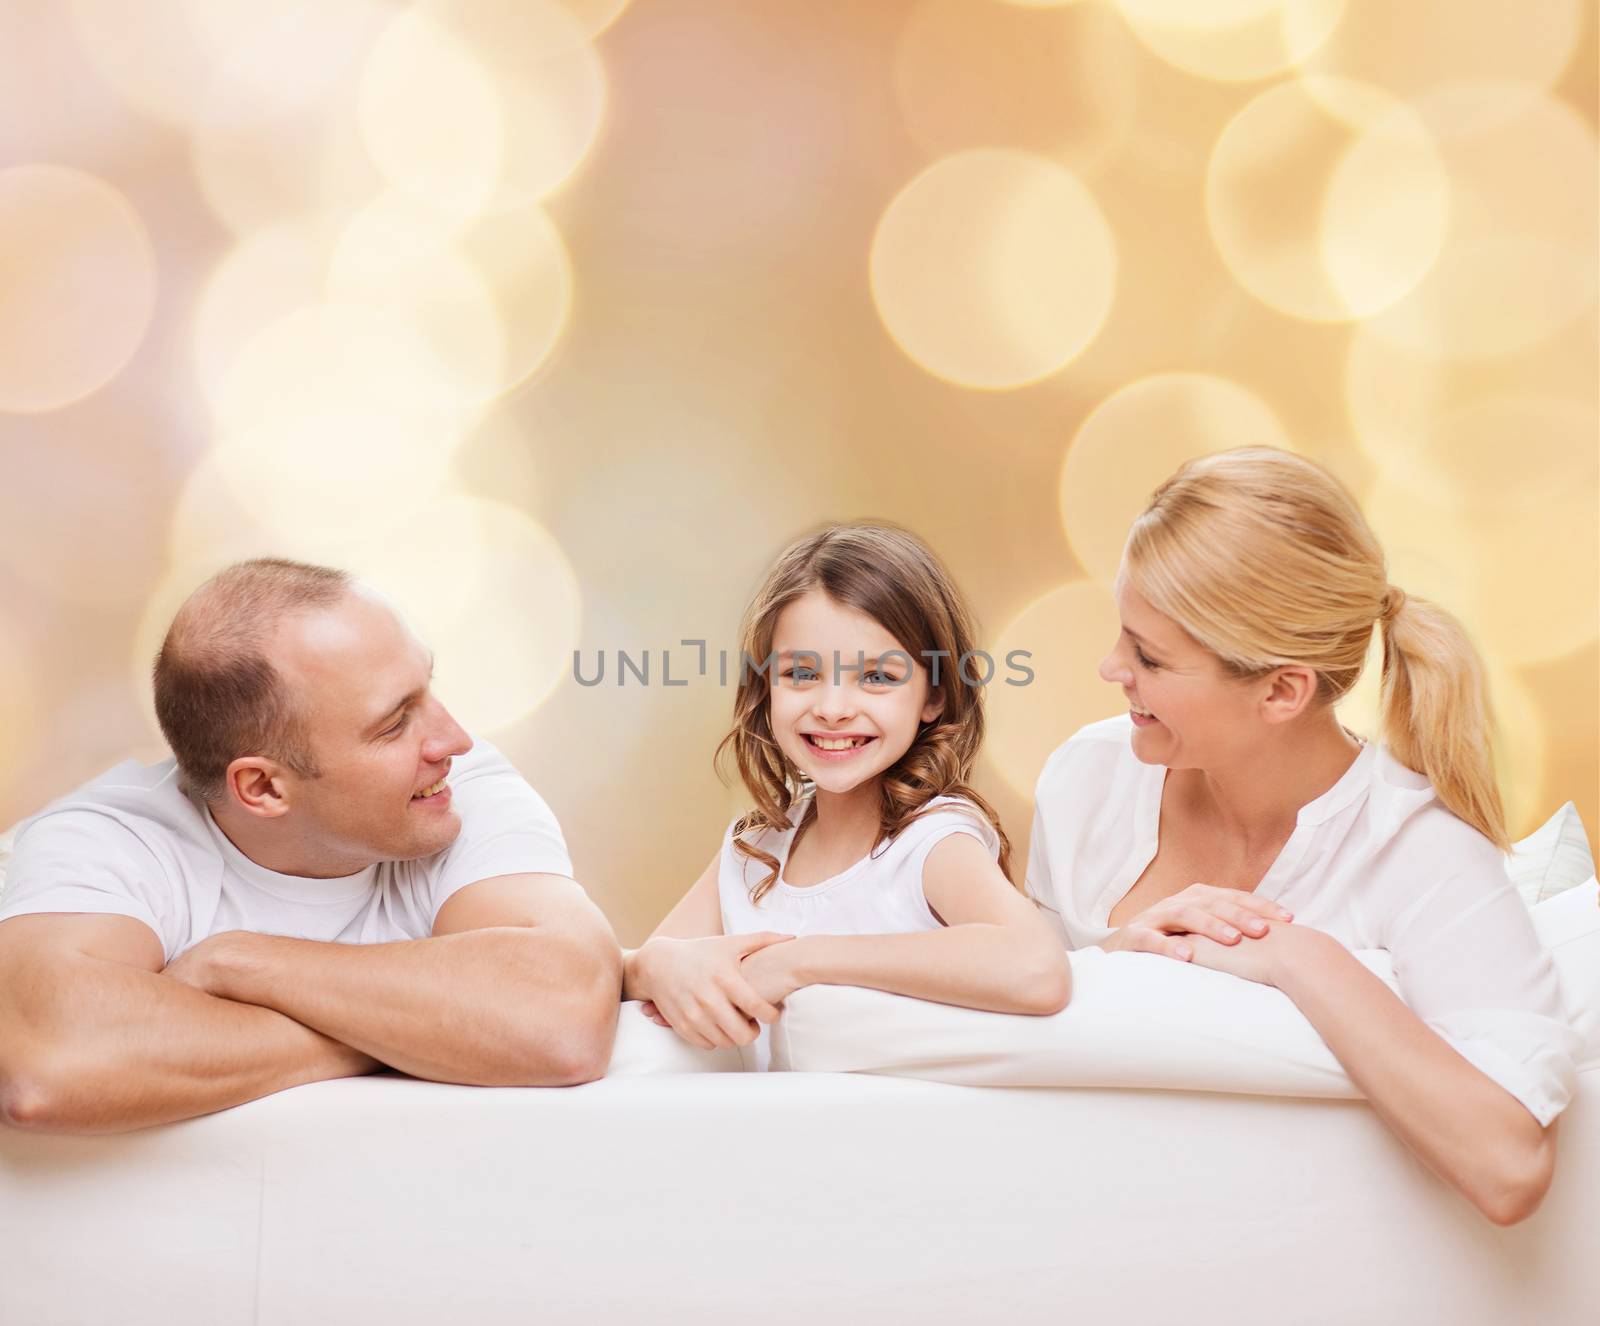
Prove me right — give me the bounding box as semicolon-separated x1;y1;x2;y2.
1;957;378;1135
210;927;621;1086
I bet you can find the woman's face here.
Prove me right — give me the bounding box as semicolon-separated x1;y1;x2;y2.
766;587;944;797
1097;567;1263;770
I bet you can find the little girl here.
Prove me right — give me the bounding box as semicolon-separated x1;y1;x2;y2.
623;522;1070;1066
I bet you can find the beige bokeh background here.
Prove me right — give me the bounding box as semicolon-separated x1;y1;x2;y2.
0;0;1594;945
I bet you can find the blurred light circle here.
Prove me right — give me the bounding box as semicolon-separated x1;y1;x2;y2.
361;0;604;217
166;449;310;574
984;580;1124;799
1360;87;1598;361
413;0;607;211
190;76;381;236
1431;398;1599;665
459;202;575;395
328;195;509;404
1060;373;1292;584
68;0;255;127
551;0;634;39
325;192;574;403
893;0;1142;175
1117;0;1346;83
0;165;156;414
1293;0;1583;110
192;221;337;403
358;8;506;223
1344;314;1599;471
870;149;1117;390
209;408;460;548
209;302;475;439
202;301;476;548
347;496;583;733
1205;77;1449;322
69;0;391;130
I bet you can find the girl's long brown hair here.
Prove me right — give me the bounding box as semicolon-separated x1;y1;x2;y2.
716;522;1015;903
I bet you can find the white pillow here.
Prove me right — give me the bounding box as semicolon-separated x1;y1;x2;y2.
605;1002;743;1076
772;880;1600;1091
1531;877;1600;1067
1508;802;1596;904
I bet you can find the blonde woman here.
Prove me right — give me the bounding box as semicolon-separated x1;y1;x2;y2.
1028;447;1578;1226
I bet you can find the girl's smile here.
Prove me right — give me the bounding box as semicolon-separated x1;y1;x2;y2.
801;732;880;761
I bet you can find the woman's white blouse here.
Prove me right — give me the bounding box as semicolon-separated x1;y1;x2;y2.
1025;715;1579;1125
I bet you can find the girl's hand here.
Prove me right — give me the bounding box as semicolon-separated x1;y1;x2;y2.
1101;883;1292;961
633;932;794;1050
638;1000;670;1026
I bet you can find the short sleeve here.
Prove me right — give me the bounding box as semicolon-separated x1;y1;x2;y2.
426;740;575;921
0;810;178;957
900;805;1001;921
1385;826;1580;1126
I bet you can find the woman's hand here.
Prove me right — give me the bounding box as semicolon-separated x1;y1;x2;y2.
1183;922;1312;985
630;932;794;1050
1101;883;1293;961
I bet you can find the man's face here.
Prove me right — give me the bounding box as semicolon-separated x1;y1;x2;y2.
270;587;472;867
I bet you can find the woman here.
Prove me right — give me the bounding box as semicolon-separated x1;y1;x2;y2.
1027;447;1578;1226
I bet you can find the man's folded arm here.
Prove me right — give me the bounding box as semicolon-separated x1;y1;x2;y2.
0;912;380;1136
196;873;623;1087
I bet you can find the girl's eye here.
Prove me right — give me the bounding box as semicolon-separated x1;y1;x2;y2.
863;669;896;685
1134;647;1160;671
784;667;818;682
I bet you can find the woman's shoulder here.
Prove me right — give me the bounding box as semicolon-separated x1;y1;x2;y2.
1362;745;1506;877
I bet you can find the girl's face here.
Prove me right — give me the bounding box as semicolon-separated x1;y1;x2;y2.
767;588;944;797
1097;567;1264;771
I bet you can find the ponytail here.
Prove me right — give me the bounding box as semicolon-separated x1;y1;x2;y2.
1378;589;1510;852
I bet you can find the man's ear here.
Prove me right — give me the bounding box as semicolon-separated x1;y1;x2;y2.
1260;666;1319;725
224;758;292;818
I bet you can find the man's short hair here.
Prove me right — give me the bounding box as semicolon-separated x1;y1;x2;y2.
153;558;353;803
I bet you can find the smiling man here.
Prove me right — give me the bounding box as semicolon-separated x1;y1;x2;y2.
0;558;621;1135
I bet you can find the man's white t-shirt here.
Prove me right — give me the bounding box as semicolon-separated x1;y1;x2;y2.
718;792;1002;1070
0;737;573;964
1026;714;1580;1125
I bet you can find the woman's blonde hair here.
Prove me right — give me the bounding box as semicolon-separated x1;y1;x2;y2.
1125;446;1509;851
717;522;1015;902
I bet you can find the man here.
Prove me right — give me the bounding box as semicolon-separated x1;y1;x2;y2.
0;558;621;1134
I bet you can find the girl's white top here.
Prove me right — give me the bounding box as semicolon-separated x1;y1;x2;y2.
718;792;1002;1070
1026;714;1579;1124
